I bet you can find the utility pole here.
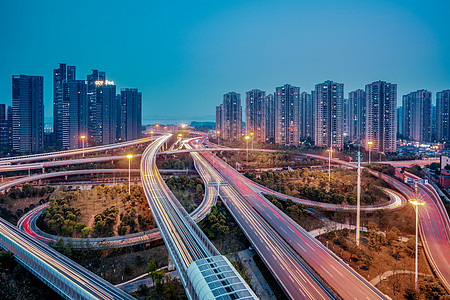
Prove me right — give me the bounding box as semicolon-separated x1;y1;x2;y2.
356;150;361;246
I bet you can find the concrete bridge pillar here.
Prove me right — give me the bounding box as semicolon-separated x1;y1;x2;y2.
168;254;175;271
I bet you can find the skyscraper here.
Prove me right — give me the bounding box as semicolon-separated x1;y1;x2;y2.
365;81;397;153
245;89;266;143
0;104;12;149
218;92;242;141
300;92;314;140
275;84;300;145
62;80;88;149
265;94;275;143
87;70;106;144
53;63;76;149
96;83;118;145
348;89;366;142
12;75;44;154
118;88;142;141
436;90;450;141
402;90;432;143
314;80;344;149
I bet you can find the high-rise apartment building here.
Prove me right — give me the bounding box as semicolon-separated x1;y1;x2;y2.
348;89;366;142
275;84;300;145
87;70;106;144
300;92;314;140
53;63;76;149
118;88;142;141
62;80;88;149
0;104;12;149
216;92;242;141
245;89;266;143
402;90;432;143
432;105;436;141
265;94;275;143
314;80;344;149
436;90;450;141
12;75;44;153
397;107;403;138
365;81;397;153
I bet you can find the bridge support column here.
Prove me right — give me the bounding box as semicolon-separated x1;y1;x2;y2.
65;175;68;180
168;254;175;271
42;167;45;174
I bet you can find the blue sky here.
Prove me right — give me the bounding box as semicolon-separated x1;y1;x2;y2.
0;0;449;124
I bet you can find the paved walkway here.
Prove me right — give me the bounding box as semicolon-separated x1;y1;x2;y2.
234;249;276;300
370;270;431;286
115;267;179;293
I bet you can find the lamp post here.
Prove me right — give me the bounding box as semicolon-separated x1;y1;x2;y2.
80;135;86;157
409;199;425;292
356;151;361;246
126;154;133;194
216;131;220;147
245;135;250;163
367;141;373;164
327;148;333;183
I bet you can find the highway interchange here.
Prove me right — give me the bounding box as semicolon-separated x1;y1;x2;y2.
0;133;449;298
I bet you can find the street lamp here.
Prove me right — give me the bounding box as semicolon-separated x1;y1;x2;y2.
126;154;133;195
244;135;250;163
409;199;425;292
178;133;183;138
80;135;86;157
216;131;220;147
327;148;334;183
367;141;373;164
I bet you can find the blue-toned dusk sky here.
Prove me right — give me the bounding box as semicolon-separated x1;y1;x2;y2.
0;0;449;124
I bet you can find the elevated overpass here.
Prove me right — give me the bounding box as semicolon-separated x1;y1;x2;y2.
141;134;258;300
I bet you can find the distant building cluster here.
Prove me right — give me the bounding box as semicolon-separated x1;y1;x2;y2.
216;80;402;153
1;63;142;154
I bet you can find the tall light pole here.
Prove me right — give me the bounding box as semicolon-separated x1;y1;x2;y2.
126;154;133;195
367;141;373;165
327;147;333;183
409;199;425;292
216;130;220;147
356;150;361;246
245;135;250;163
80;135;86;157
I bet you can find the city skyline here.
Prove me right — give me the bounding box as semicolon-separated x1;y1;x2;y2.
1;1;450;123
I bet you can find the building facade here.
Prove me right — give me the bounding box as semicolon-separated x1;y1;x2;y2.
119;88;142;141
300;92;314;140
348;89;366;142
314;81;344;149
87;70;106;144
96;83;118;145
402;90;432;143
275;84;300;145
265;94;275;143
245;89;266;143
436;90;450;142
0;104;12;149
12;75;44;154
365;81;397;153
53;63;76;149
217;92;242;141
62;80;88;149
